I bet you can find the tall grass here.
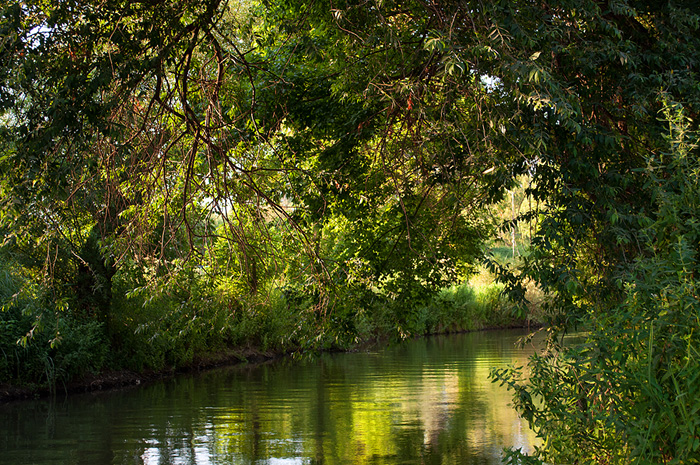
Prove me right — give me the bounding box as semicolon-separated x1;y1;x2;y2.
425;274;528;334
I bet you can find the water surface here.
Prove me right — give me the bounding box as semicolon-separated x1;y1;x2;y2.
0;329;541;464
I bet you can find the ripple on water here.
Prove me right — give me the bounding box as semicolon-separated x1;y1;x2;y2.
0;329;542;465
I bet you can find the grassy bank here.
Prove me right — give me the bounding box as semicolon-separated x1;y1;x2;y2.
0;255;540;402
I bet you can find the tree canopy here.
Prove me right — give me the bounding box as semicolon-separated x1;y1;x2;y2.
2;0;700;461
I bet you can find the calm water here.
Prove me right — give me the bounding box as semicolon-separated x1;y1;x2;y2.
0;329;541;465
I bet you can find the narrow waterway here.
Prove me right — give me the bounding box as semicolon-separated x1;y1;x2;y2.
0;329;541;464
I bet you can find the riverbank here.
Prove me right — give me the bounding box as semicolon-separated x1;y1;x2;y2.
0;320;542;404
0;346;285;403
1;263;544;404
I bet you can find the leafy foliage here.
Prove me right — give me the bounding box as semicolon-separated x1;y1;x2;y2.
494;103;700;464
0;258;107;388
2;6;700;448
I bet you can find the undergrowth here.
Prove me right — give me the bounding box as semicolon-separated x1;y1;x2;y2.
1;254;536;392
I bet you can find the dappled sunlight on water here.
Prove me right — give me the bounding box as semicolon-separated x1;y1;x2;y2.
0;329;541;464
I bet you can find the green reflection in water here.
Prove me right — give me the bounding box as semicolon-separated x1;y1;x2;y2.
0;329;541;464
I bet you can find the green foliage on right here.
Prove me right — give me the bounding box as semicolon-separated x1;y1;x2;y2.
494;104;700;464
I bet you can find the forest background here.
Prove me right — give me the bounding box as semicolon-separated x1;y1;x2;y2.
1;1;700;463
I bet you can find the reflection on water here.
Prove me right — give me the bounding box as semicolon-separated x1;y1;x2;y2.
0;329;541;464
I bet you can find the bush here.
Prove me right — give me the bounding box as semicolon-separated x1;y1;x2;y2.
0;262;108;388
493;102;700;465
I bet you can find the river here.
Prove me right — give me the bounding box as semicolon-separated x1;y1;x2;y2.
0;329;541;464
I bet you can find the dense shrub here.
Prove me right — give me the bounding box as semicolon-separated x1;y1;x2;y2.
493;104;700;464
0;262;108;388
